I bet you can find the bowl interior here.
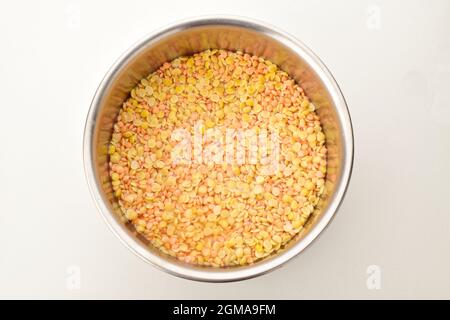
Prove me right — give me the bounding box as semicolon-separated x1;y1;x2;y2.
85;18;352;281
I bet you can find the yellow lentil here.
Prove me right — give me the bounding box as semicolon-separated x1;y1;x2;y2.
108;49;327;267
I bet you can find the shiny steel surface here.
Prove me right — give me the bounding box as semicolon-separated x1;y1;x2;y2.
83;16;354;282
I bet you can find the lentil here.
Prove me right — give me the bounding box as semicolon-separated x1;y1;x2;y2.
108;49;327;267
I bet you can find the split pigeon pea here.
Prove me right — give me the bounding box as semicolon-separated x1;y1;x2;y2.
108;49;327;267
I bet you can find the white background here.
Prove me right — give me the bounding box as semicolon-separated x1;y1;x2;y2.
1;0;449;299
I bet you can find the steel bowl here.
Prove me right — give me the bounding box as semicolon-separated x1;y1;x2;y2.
83;16;354;282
